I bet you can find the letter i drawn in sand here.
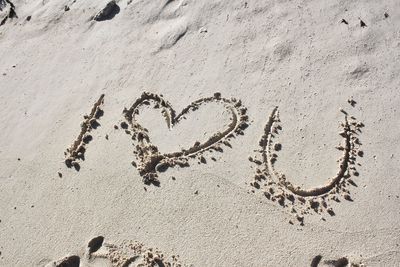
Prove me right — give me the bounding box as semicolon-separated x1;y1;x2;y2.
64;94;105;171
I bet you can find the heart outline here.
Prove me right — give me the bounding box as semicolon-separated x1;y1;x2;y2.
123;92;249;185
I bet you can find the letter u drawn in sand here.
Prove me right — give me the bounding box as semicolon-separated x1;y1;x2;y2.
249;106;364;223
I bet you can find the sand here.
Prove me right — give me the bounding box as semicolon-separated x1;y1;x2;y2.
0;0;400;266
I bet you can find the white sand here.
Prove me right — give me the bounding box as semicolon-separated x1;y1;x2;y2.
0;0;400;266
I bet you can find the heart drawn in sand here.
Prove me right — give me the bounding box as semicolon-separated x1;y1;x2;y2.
122;92;249;185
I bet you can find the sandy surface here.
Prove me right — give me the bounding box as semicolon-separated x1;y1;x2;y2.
0;0;400;266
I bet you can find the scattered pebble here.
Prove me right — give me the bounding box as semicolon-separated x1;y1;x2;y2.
296;215;304;223
120;122;128;129
360;19;367;27
347;97;356;107
343;194;352;201
274;143;282;151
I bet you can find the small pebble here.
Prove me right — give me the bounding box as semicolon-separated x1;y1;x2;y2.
360;19;367;27
274;143;282;151
343;194;352;201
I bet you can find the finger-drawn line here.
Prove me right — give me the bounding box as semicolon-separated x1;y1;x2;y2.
64;94;105;171
249;106;364;223
123;92;249;185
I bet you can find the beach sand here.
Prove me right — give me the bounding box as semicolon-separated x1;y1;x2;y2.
0;0;399;266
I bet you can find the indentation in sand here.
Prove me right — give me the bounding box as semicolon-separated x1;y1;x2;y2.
88;237;186;267
48;236;187;267
249;105;364;224
122;92;249;185
311;255;364;267
64;94;105;171
0;0;17;27
45;255;80;267
92;0;120;22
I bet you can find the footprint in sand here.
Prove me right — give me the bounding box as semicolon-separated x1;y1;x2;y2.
92;0;120;22
45;255;80;267
0;0;18;27
46;236;187;267
311;255;364;267
121;92;249;185
145;0;191;52
249;105;364;224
